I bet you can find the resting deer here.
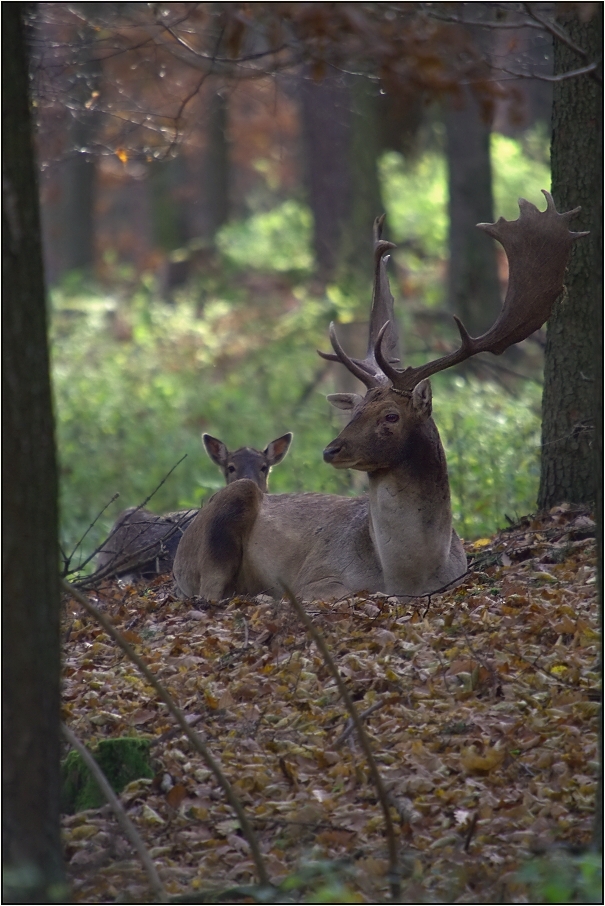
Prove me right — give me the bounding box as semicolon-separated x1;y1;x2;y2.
95;433;292;579
173;192;585;601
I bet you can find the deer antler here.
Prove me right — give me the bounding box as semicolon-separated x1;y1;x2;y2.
374;191;587;391
318;215;399;389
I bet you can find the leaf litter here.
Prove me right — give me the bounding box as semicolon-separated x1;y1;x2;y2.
62;504;600;903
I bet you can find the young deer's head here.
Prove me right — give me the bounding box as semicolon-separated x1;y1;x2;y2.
203;433;292;493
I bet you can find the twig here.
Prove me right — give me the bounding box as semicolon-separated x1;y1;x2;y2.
282;583;401;900
523;2;590;61
499;60;601;83
334;696;398;749
76;510;195;589
62;492;120;576
61;579;272;891
63;455;188;580
464;811;479;852
62;723;168;904
150;713;206;748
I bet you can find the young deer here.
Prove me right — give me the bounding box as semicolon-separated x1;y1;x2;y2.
173;192;585;601
95;433;292;579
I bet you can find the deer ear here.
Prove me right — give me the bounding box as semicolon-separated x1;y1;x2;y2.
264;433;293;465
203;434;228;467
327;393;363;411
412;379;432;416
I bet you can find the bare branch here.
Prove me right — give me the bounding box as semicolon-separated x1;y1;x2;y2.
62;455;187;581
499;60;602;83
523;2;590;60
282;583;401;900
62;579;273;890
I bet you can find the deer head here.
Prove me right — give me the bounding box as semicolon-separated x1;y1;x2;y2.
321;192;586;459
203;433;292;492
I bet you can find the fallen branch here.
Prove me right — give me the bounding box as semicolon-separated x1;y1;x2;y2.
61;579;272;891
62;454;188;581
62;723;168;904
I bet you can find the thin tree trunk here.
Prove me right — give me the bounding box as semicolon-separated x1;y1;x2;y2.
299;69;352;280
537;8;602;510
199;87;230;241
2;4;66;901
444;83;501;335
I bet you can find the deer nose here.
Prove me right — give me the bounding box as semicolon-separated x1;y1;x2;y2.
323;442;342;463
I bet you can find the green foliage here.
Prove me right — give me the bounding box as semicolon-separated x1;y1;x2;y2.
432;374;542;539
217;200;313;274
61;738;153;813
517;851;603;904
378;125;550;260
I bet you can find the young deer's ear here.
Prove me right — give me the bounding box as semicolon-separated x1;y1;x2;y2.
264;433;293;466
412;379;432;417
203;434;228;467
326;393;364;411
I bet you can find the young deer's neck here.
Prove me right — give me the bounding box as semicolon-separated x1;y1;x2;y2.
367;420;454;595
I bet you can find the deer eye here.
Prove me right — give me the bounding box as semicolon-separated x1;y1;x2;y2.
385;413;400;423
260;465;268;473
228;464;237;473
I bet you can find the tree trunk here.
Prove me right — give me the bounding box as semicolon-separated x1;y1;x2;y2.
299;69;352;280
62;10;101;276
2;5;66;901
537;8;602;511
198;87;230;241
444;83;501;335
63;111;97;274
300;70;383;288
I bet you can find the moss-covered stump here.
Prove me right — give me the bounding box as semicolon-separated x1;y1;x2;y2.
61;737;154;813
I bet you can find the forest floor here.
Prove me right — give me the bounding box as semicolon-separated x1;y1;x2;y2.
61;504;600;904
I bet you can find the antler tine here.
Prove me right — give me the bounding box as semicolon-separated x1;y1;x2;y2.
318;323;383;388
368;235;400;365
383;190;586;392
318;216;398;389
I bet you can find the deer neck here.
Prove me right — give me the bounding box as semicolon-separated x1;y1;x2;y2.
366;420;454;595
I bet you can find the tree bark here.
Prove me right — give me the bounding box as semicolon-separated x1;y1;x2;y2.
198;87;230;241
300;70;383;288
444;83;501;335
537;8;602;511
2;4;66;901
299;69;352;280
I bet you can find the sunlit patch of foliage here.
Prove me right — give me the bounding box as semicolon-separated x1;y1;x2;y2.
378;126;551;306
218;200;314;274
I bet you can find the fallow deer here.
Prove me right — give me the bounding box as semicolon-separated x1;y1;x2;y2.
95;432;292;579
173;192;585;601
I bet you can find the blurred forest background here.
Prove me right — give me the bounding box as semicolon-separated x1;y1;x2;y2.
30;2;585;567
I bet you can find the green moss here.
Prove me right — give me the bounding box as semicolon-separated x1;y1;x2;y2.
61;737;153;814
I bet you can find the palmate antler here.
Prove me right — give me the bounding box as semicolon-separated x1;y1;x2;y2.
322;192;587;392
